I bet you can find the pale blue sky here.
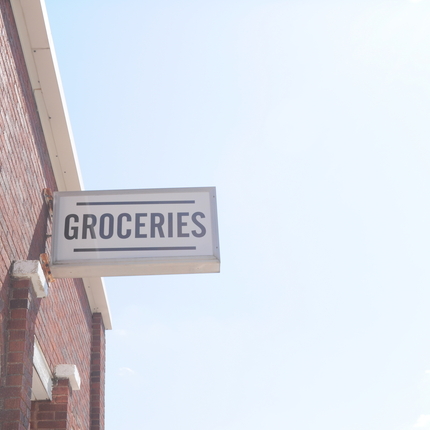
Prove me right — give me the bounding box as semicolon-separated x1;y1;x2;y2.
45;1;430;429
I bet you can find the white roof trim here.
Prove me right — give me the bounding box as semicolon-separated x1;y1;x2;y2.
11;0;112;329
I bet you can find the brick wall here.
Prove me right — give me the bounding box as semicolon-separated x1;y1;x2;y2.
0;1;104;429
0;279;39;430
90;314;105;430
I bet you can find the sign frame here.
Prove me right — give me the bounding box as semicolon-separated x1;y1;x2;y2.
51;187;220;278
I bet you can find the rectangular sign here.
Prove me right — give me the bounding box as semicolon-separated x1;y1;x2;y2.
51;187;220;278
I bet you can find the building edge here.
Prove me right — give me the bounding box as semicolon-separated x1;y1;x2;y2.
10;0;112;330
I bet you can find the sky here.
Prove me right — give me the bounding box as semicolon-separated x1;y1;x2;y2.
44;0;430;429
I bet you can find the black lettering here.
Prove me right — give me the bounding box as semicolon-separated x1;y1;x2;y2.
82;214;97;239
117;213;132;239
177;212;189;237
135;213;147;238
151;213;165;238
64;214;79;240
99;213;114;239
168;213;173;238
191;212;206;238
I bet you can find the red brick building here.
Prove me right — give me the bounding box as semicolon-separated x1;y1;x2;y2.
0;1;112;429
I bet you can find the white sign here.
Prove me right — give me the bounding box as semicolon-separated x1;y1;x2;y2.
51;187;220;278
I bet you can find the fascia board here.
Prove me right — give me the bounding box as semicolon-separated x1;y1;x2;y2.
82;277;113;330
10;0;112;329
10;0;83;191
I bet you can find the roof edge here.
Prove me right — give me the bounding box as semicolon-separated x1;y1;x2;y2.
10;0;112;329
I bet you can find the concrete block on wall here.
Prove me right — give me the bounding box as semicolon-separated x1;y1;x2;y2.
55;364;81;390
12;260;49;298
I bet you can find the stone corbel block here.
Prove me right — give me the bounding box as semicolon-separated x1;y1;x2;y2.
12;260;49;298
55;364;81;390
